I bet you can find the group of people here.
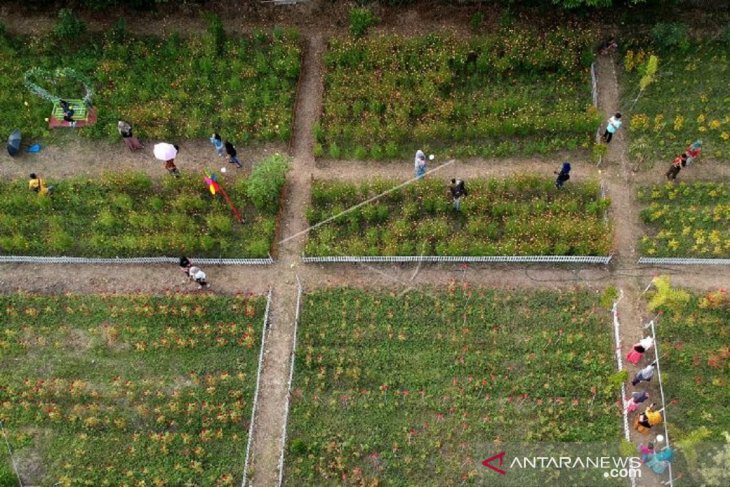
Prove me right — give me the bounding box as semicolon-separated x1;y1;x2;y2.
115;120;244;177
623;335;676;475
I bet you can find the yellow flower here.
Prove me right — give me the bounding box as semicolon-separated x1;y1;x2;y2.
709;119;722;129
697;114;706;124
673;115;684;131
721;132;730;141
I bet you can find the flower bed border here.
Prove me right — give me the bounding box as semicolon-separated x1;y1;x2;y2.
302;255;612;264
0;255;273;265
637;257;730;265
241;288;274;487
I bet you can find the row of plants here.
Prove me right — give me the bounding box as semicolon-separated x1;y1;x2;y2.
317;27;600;160
0;292;265;486
646;281;730;486
305;176;612;256
284;287;622;485
623;41;730;163
0;23;300;142
0;155;289;258
638;181;729;258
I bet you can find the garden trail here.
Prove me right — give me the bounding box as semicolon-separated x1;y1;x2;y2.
245;32;324;487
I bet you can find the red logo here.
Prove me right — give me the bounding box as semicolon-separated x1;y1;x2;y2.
482;452;507;475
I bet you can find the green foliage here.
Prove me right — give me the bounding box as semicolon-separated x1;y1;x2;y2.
245;154;290;215
0;293;264;485
600;286;619;309
349;7;378;38
305;176;612;256
639;55;659;91
638;182;729;258
203;12;226;57
0;171;279;257
54;8;87;39
699;431;730;486
321;29;599;159
651;22;690;52
470;11;484;33
0;29;301;143
647;275;690;312
286;288;619;484
619;439;636;457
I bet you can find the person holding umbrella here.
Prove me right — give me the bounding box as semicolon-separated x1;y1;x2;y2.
154;142;181;177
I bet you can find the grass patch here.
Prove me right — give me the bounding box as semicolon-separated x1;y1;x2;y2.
638;181;730;258
0;292;265;485
0;158;288;258
284;288;621;485
319;27;599;160
623;43;730;163
0;28;300;143
305;176;611;256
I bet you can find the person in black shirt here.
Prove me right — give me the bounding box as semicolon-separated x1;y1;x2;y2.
450;178;468;211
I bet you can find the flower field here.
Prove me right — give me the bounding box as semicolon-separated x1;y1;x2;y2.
638;182;730;258
651;289;730;484
0;160;288;258
0;27;300;142
317;27;600;160
284;288;622;485
305;176;612;256
624;44;730;162
0;292;265;486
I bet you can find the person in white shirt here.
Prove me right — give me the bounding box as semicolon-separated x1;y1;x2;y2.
602;112;622;143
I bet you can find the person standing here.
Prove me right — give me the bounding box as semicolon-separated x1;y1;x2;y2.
625;390;650;413
602;113;622;143
28;173;53;196
188;266;208;289
118;120;144;151
414;150;427;180
164;144;181;177
224;141;243;168
685;140;702;166
449;178;468;211
631;362;656;386
554;162;571;189
210;133;225;157
666;153;687;181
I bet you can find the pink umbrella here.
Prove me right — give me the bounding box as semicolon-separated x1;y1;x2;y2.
153;143;177;161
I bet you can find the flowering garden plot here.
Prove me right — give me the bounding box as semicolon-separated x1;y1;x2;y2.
651;289;730;483
284;288;621;485
638;182;730;258
0;292;264;486
316;28;599;160
305;176;611;256
0;169;284;258
0;28;300;142
624;44;730;162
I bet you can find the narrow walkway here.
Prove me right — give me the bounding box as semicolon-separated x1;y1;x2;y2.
246;33;324;487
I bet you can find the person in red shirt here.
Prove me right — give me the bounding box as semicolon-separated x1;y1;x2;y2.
666;153;687;181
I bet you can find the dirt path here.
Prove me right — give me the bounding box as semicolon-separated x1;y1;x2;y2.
245;32;324;487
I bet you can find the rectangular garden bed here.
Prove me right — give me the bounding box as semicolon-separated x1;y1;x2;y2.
638;181;729;258
284;287;623;485
304;176;612;257
0;158;287;258
623;42;730;162
316;27;599;160
0;27;300;142
0;292;266;486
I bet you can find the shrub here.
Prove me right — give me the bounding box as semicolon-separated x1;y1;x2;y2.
651;22;690;52
54;8;87;39
349;7;378;38
203;12;226;57
246;154;290;215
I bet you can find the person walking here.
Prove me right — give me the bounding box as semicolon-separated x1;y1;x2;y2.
554;162;571;189
210;133;225;157
414;150;427;179
28;173;53;196
627;336;654;365
666;153;687;181
631;362;656;386
164;144;181;177
118;120;144;151
602;113;622;143
188;266;208;289
224;141;243;168
449;178;468;211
